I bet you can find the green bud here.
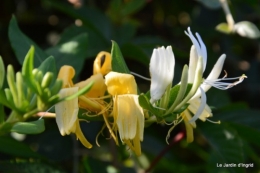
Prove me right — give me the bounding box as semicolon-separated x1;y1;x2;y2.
50;79;63;96
41;72;53;88
7;65;18;106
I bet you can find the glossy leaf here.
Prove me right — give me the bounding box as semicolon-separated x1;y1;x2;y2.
111;41;130;74
45;33;88;77
8;16;48;66
11;119;45;134
199;122;245;173
0;136;42;158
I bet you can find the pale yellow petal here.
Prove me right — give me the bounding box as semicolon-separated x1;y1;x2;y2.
55;87;79;136
188;98;212;121
74;73;106;98
93;51;112;76
57;65;75;88
116;95;144;141
105;72;137;95
182;111;194;143
74;120;92;149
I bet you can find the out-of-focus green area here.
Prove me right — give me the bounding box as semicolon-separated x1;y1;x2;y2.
0;0;260;173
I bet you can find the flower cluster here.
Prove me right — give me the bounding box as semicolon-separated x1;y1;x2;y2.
54;27;246;155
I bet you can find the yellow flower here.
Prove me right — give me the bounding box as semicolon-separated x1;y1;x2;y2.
105;72;144;156
55;87;92;148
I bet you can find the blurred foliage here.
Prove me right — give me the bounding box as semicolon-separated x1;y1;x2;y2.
0;0;260;173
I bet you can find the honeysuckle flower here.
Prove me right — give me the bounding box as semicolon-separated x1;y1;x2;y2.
55;87;92;148
149;46;175;104
105;71;144;156
185;27;247;123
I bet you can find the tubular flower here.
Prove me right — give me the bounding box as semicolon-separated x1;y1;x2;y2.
149;46;175;104
105;71;144;156
178;27;246;142
185;27;247;123
55;87;92;148
55;51;112;148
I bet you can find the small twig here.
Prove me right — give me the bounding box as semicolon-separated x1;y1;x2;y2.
145;131;185;173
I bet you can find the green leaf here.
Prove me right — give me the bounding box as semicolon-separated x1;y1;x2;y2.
167;84;192;108
227;122;260;148
216;23;232;34
0;88;17;111
138;93;161;116
0;104;5;124
0;56;5;89
121;43;149;65
234;21;260;39
199;122;245;173
121;0;146;16
0;136;42;158
11;119;45;134
111;41;130;74
0;160;65;173
45;33;88;77
8;16;48;66
38;56;56;75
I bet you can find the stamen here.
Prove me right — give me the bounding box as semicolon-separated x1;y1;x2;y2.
130;71;151;81
203;73;247;90
206;119;221;124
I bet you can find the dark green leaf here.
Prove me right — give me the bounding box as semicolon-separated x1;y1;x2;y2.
38;56;56;75
45;33;88;77
11;119;45;134
121;43;149;65
0;160;65;173
111;41;130;73
199;122;245;173
0;136;42;158
138;93;161;116
8;16;48;66
122;0;146;16
0;104;5;124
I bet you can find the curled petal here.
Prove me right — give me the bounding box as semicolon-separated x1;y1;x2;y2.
150;46;175;103
93;51;112;76
185;27;207;72
57;65;75;88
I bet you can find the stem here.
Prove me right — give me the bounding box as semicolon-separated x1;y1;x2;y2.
219;0;235;30
145;132;185;173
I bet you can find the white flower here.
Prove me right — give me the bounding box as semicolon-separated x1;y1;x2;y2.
149;46;175;103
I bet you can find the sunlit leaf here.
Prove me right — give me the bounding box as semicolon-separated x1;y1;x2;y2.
45;33;88;77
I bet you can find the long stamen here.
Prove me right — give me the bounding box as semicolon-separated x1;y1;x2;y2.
203;74;247;90
131;71;151;81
